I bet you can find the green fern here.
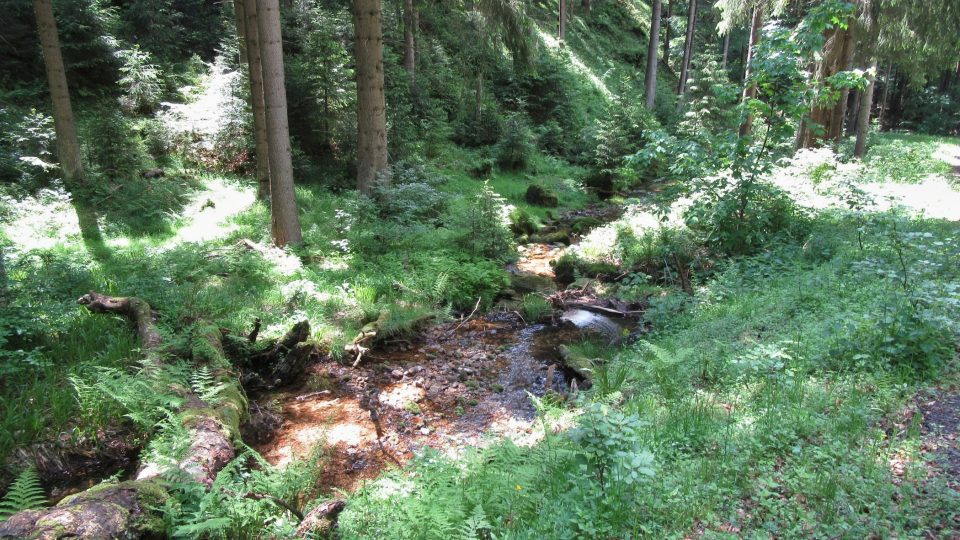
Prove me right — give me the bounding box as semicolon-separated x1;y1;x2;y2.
0;467;46;522
191;365;228;404
430;272;450;306
458;504;493;540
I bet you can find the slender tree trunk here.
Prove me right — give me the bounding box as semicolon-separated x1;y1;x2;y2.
354;0;389;194
738;5;763;137
854;57;878;157
257;0;302;245
721;30;730;69
846;90;860;135
663;0;672;64
34;0;106;253
559;0;566;41
403;0;415;86
878;61;891;128
234;0;248;65
34;0;82;184
582;0;590;13
240;0;271;200
676;0;697;96
475;70;484;119
645;0;662;110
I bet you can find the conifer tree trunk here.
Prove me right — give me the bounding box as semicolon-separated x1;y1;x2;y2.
676;0;697;96
403;0;416;86
645;0;662;110
878;61;891;127
34;0;82;184
354;0;389;194
240;0;271;200
854;57;878;157
234;0;248;65
257;0;302;245
721;30;730;69
34;0;106;252
663;0;672;63
559;0;566;41
738;5;763;137
801;14;856;148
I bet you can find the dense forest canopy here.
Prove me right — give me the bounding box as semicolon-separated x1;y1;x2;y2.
1;0;960;538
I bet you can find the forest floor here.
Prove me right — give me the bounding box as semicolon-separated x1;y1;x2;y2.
253;208;633;492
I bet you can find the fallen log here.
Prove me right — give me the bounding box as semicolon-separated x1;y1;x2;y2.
0;292;247;540
238;320;316;392
295;498;346;538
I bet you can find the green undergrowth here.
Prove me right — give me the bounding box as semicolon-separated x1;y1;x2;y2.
0;140;598;475
337;198;960;537
842;132;957;184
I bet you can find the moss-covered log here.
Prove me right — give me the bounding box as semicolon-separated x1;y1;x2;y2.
0;293;247;540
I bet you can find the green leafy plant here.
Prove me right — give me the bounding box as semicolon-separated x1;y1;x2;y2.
520;294;552;322
0;467;46;522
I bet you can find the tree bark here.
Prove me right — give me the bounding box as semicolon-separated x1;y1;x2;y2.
402;0;415;86
721;30;730;69
234;0;248;65
854;57;878;158
257;0;302;245
354;0;389;194
800;13;856;148
845;89;861;135
676;0;697;96
0;293;248;540
33;0;81;185
663;0;672;64
644;0;662;110
559;0;566;41
738;5;763;137
241;0;271;201
878;61;892;128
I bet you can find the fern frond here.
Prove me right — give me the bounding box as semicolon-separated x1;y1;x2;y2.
0;467;46;522
458;504;492;540
191;365;226;404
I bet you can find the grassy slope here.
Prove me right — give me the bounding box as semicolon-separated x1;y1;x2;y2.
337;134;960;538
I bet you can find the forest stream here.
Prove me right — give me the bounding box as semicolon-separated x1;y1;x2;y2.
250;209;640;492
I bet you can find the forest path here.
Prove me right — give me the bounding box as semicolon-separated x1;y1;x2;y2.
252;204;637;492
918;390;960;493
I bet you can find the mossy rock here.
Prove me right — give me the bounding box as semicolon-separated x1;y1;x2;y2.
509;272;557;295
551;254;577;286
525;184;559;207
509;208;538;236
584;171;615;198
559;344;595;379
571;217;602;235
531;230;570;245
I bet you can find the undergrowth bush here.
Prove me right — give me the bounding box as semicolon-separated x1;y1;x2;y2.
685;180;809;256
453;181;515;261
495;113;535;170
371;161;448;225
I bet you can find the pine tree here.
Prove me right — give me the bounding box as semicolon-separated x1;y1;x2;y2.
645;0;662;110
354;0;389;194
257;0;302;245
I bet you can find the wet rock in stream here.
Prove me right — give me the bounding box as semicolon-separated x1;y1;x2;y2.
559;309;625;344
